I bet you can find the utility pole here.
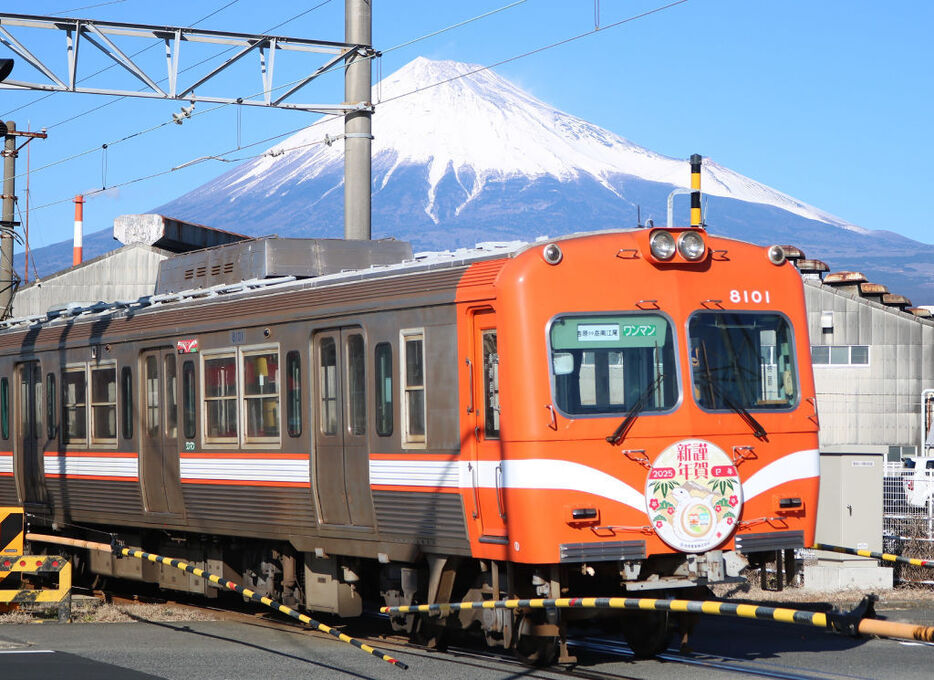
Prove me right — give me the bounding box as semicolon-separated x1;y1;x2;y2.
1;121;17;319
1;120;48;319
344;0;373;240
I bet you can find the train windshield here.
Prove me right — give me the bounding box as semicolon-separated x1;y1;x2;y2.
549;314;678;416
688;312;797;411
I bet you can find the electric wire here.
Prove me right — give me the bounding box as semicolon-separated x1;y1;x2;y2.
59;1;127;13
14;0;564;189
24;1;690;216
379;0;690;106
2;1;340;185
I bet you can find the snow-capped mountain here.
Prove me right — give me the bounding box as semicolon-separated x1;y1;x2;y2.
23;57;933;303
200;57;851;231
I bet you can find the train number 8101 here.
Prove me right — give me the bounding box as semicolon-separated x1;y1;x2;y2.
729;289;771;304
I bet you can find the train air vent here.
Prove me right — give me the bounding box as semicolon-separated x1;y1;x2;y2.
184;269;194;280
196;266;207;278
223;262;234;274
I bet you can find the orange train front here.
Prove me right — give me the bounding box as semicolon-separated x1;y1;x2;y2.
458;228;818;573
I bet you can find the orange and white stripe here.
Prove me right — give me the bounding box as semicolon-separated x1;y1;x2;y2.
179;452;309;487
44;452;138;481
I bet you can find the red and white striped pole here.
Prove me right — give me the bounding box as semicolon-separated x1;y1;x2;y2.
72;194;84;266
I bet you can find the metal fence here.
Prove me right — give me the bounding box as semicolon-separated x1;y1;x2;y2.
883;461;934;546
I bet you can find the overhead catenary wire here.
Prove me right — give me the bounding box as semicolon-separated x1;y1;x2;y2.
2;1;345;186
6;0;524;184
23;0;690;214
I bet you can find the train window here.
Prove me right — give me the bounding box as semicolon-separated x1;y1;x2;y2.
144;356;160;438
164;355;178;439
482;330;500;438
689;311;797;411
549;314;678;416
374;343;392;436
62;367;87;444
319;338;338;435
46;373;56;440
204;354;238;442
0;377;8;440
401;330;426;444
91;365;117;444
346;334;366;436
243;350;279;441
183;360;196;440
31;365;43;440
121;367;133;440
286;351;302;437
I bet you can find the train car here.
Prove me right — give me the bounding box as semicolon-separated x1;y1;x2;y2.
0;224;818;661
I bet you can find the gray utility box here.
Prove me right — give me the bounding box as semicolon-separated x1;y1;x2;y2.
805;449;892;590
816;450;884;552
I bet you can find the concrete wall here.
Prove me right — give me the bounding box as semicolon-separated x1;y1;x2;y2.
804;280;934;457
12;244;169;319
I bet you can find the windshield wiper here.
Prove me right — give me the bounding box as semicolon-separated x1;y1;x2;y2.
605;373;664;446
694;341;768;441
717;386;768;440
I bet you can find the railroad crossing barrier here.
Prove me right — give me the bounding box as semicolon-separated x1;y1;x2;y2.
381;593;934;643
0;554;72;622
0;508;72;621
814;542;934;568
26;532;408;670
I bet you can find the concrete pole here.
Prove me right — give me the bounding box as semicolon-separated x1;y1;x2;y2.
344;0;372;240
1;121;16;319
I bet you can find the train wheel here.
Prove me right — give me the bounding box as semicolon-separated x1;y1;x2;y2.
513;612;558;666
621;610;672;659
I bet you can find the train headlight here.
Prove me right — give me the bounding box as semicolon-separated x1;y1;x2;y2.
767;245;786;265
677;231;706;261
648;230;676;260
542;242;563;265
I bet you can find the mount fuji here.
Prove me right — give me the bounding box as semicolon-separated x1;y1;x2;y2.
19;57;933;303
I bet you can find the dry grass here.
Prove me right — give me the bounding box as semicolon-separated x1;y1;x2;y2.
0;600;217;624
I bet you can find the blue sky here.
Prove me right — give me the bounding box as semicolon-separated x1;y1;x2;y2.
1;0;931;259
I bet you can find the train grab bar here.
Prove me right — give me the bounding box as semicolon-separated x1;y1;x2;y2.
465;358;474;414
495;463;506;519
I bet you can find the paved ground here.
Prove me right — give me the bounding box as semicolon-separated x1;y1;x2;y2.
0;599;930;679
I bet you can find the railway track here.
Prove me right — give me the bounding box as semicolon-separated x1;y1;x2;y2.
58;586;900;680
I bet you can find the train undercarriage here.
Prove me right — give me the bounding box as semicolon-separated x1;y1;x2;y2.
30;524;799;664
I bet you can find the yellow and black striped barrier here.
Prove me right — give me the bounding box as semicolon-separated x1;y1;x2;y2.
382;595;829;628
814;542;934;568
381;594;934;643
0;507;25;557
117;546;408;670
0;554;72;622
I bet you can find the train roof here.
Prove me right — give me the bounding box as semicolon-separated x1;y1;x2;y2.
0;235;552;334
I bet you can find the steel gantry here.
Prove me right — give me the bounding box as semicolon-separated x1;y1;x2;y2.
0;12;372;114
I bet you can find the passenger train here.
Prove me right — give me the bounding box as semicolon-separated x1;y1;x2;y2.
0;221;819;660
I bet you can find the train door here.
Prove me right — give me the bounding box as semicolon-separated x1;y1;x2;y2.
13;361;46;505
469;309;507;541
312;328;375;528
139;349;183;515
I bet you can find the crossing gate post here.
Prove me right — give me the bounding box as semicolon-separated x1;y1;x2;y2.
0;507;72;621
